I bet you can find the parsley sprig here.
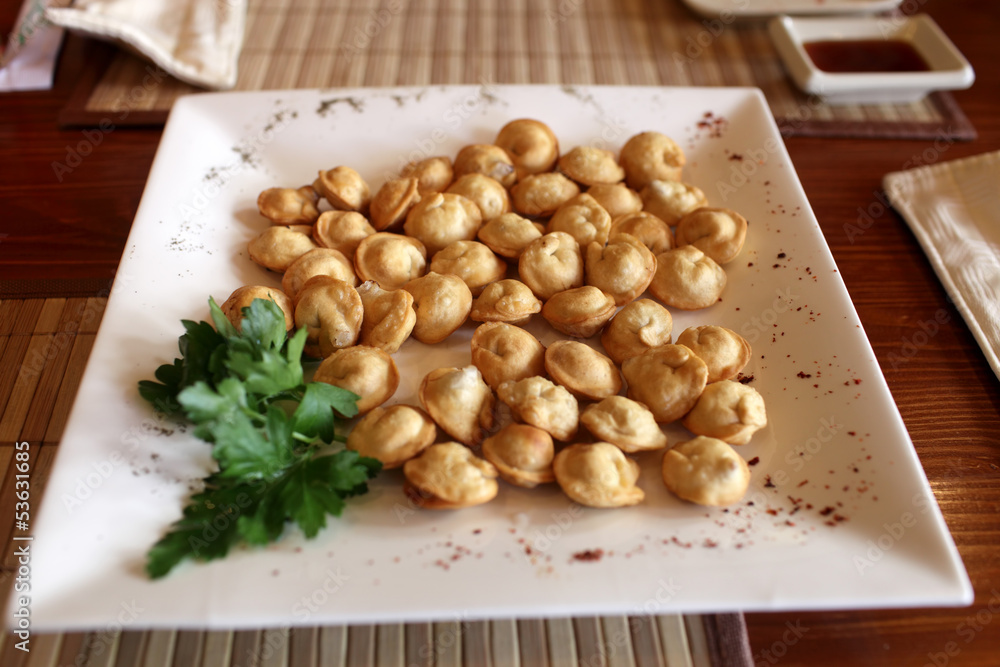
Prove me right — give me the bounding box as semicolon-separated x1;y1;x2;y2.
139;298;380;579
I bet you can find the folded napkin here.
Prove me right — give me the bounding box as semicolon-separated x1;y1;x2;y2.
46;0;246;89
884;151;1000;383
0;0;64;91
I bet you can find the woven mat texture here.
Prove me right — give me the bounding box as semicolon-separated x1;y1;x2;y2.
61;0;974;139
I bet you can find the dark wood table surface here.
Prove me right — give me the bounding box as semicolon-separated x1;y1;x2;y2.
2;1;998;665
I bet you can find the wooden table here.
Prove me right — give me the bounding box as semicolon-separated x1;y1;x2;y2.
1;0;998;665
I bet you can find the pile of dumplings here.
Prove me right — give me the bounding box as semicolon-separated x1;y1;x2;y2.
230;119;766;512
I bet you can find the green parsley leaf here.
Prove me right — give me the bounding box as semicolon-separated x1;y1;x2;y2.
145;479;258;579
293;382;360;442
140;296;381;579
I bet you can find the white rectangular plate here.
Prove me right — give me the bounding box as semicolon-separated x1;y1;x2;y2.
22;85;971;631
681;0;902;18
769;14;975;105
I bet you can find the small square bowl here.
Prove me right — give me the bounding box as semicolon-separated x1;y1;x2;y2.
769;14;974;105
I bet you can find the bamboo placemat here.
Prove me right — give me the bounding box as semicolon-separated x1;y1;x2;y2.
59;0;975;140
0;295;755;666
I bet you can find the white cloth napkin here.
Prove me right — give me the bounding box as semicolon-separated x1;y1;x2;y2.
46;0;246;89
0;0;64;91
884;151;1000;383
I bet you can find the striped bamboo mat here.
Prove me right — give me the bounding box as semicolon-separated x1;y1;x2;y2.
59;0;975;140
0;295;754;665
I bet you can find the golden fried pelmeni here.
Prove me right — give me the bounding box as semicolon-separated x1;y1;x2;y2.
495;118;560;179
639;180;707;226
446;173;511;222
419;366;496;446
553;442;644;508
402;272;473;344
661;436;750;507
470;322;546;391
681;380;767;446
313;210;375;259
248;225;318;272
540;286;616;339
353;232;427;290
648;246;727;311
314;166;370;213
429;240;507;297
402;192;482;257
256;185;320;225
313;345;399;415
580;396;668;453
585;233;656;307
518;231;584;302
400;156;454;194
293;276;364;359
346;404;437;469
621;344;708;423
609;211;674;256
453;144;517;188
471;279;542;325
403;442;499;509
369;177;421;231
477;212;545;260
510;172;581;217
558;146;626;187
600;298;673;365
220;286;294;332
675;207;748;265
482;423;556;488
619;131;685;190
497;376;579;441
587;183;643;220
356;280;416;354
675;325;751;383
544;340;621;401
547;193;613;248
282;248;358;300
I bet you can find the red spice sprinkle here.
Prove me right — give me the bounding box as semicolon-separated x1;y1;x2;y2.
766;509;778;516
848;431;856;436
796;371;812;378
473;529;482;534
747;456;760;466
797;479;808;487
572;549;605;562
703;539;719;548
764;475;775;488
728;153;744;161
737;373;755;384
819;506;835;516
777;252;786;258
854;378;862;385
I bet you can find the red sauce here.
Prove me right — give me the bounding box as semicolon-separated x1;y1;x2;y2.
804;39;930;73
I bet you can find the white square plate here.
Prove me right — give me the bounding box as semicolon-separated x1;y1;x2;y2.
769;14;975;104
21;86;971;631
